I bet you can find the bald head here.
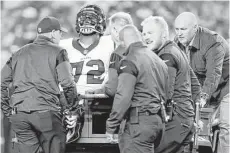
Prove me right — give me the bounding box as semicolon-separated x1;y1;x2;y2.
175;12;198;27
174;12;198;46
119;25;142;48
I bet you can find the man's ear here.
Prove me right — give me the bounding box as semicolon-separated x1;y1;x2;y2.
51;30;56;38
194;24;198;31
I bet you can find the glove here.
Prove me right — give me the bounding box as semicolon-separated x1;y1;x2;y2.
64;111;79;129
63;104;85;143
63;104;85;129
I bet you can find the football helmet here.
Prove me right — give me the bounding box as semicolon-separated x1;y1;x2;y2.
64;102;85;143
75;4;106;35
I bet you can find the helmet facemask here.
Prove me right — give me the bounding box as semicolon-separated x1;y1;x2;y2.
76;5;106;35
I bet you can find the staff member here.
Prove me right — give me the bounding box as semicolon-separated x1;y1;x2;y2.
106;25;169;153
1;16;78;153
141;16;201;153
174;12;229;153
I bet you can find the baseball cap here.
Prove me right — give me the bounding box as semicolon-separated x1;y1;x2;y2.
37;16;68;34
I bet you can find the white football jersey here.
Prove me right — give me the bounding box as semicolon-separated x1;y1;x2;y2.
60;35;114;94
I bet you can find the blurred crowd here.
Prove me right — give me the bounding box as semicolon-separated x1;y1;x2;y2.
1;1;229;68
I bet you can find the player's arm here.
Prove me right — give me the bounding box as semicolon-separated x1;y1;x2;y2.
56;49;78;110
1;57;13;117
104;53;123;97
106;60;138;134
159;53;177;101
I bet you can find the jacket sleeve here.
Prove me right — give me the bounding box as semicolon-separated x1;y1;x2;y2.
190;66;201;102
104;53;123;97
160;54;177;100
203;43;225;98
106;60;138;134
56;49;77;109
104;68;119;97
1;57;13;117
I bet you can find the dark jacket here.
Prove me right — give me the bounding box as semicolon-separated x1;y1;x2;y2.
104;45;126;97
1;36;77;116
176;26;229;104
106;42;169;133
157;41;201;118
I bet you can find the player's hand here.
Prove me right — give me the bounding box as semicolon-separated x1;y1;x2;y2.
85;89;95;94
85;88;104;94
199;98;207;108
106;132;118;144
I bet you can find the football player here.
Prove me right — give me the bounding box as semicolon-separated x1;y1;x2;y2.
59;4;114;143
60;4;114;95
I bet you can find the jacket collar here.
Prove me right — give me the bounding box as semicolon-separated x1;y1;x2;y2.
189;27;201;50
33;35;54;45
124;41;146;56
155;40;172;55
115;44;127;56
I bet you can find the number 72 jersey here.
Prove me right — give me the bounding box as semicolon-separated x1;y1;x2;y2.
60;35;114;94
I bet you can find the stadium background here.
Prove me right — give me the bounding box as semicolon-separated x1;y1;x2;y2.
1;1;229;152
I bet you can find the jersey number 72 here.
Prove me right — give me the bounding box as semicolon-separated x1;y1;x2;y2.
71;59;105;84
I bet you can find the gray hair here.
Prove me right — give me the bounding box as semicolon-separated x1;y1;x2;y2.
141;16;169;39
109;12;133;26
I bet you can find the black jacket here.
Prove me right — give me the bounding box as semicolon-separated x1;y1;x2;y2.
157;41;201;118
1;36;77;116
106;42;169;133
176;26;229;104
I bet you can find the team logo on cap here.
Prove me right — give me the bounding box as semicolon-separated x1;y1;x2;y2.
38;28;42;33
